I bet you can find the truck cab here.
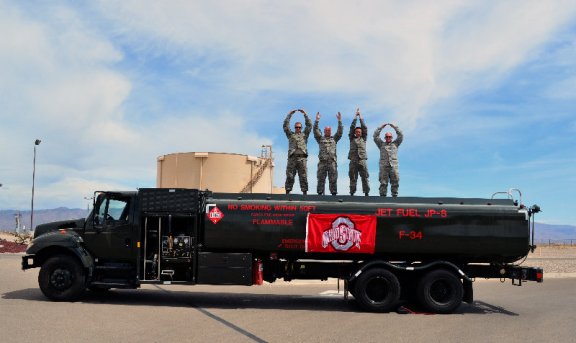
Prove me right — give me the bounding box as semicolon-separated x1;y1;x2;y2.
22;189;211;301
22;191;140;300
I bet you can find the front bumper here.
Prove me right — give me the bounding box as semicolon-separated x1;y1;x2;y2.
22;255;37;270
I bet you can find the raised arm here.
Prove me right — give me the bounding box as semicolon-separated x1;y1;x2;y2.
360;118;367;140
356;108;368;140
349;108;360;140
391;124;403;146
301;109;312;138
313;112;322;141
373;125;384;147
334;112;343;141
283;110;296;137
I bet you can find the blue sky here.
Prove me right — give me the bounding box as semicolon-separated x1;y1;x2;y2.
1;0;575;225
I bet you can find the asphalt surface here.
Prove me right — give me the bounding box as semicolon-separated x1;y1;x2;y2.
1;253;576;343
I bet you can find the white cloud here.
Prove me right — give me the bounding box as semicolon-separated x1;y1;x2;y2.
93;0;576;125
436;1;576;93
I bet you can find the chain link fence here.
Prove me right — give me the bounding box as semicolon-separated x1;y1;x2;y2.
535;239;576;246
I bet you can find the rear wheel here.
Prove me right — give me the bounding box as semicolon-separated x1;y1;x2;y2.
39;255;86;301
354;268;400;312
417;269;463;314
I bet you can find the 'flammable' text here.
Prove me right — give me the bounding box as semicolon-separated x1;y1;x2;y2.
252;219;293;226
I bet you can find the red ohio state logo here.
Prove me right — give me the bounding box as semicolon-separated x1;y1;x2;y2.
208;206;224;224
322;217;362;251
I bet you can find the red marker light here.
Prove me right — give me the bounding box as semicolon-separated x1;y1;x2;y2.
59;229;66;234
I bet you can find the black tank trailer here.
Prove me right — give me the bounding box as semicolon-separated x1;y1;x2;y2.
204;192;533;264
201;190;543;313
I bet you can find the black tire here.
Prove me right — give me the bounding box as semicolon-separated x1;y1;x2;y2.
354;268;401;312
417;269;463;314
38;255;86;301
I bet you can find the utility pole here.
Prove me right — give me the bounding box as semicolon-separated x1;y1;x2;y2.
31;139;41;231
84;196;94;214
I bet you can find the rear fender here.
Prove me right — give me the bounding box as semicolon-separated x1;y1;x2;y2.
349;260;471;283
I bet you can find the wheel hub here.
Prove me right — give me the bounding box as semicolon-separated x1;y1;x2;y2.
366;277;389;303
50;268;73;290
430;280;452;303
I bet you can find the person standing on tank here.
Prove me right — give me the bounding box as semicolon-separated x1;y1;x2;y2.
348;108;370;196
373;122;403;197
283;109;312;195
314;111;343;195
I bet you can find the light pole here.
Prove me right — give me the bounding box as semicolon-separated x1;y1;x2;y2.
31;139;41;231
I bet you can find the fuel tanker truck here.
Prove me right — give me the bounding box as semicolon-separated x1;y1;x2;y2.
22;188;543;313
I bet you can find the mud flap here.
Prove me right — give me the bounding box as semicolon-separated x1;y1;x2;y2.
463;278;474;304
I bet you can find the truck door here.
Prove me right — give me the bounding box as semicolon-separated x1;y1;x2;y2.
83;193;136;263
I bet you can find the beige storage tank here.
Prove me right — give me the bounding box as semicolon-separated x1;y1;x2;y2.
157;150;284;194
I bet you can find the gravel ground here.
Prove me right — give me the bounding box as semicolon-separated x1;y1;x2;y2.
524;245;576;275
0;232;27;253
0;239;27;253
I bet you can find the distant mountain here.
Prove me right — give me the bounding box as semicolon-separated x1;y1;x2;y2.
1;208;575;243
534;222;576;243
0;208;88;231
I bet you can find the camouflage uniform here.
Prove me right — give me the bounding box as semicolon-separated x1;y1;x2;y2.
373;126;403;197
284;112;312;194
314;119;343;195
348;118;370;195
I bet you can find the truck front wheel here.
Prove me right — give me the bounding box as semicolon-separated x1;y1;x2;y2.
39;255;86;301
417;269;463;314
354;268;400;312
